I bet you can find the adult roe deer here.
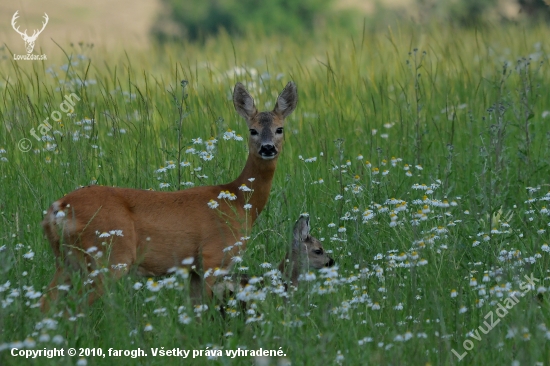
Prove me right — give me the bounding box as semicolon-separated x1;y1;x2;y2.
40;82;298;312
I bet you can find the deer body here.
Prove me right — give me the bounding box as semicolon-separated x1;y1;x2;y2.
40;82;297;312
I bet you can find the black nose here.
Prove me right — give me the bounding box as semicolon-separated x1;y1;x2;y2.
259;144;277;156
326;258;335;267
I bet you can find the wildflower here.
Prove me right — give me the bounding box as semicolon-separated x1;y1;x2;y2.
146;279;162;292
299;272;317;282
371;303;381;310
207;200;219;209
450;289;457;298
335;350;344;365
179;313;192;324
459;306;468;314
239;184;252;192
144;323;153;331
223;130;235;140
201;153;214;161
159;183;170;189
244;204;252;210
182;257;194;265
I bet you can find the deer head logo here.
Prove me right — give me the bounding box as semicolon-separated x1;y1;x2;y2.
11;11;49;54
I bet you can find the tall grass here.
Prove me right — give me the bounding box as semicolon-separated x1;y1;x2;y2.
1;23;549;365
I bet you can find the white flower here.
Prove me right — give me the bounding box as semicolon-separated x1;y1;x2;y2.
144;323;153;331
182;257;194;265
239;184;252;192
244;204;252;210
146;279;162;292
299;272;316;281
207;200;219;209
179;313;192;324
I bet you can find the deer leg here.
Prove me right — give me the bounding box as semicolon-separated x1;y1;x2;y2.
40;265;70;313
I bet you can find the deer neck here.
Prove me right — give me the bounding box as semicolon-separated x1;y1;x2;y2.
225;152;278;222
278;249;304;287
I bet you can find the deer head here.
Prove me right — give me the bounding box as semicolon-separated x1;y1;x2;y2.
291;215;335;271
233;82;297;161
12;11;49;54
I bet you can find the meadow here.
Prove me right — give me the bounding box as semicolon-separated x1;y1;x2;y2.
1;23;550;365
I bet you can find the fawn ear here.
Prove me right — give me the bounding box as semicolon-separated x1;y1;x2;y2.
274;81;298;119
233;83;257;121
293;215;310;246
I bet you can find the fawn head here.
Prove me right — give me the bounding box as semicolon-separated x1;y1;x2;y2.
233;82;297;160
293;215;335;270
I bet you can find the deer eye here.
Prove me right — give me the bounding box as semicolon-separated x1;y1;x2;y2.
314;249;323;255
249;129;258;136
276;127;284;134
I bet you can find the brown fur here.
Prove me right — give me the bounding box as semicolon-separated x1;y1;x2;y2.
213;215;334;301
278;215;335;287
40;82;298;312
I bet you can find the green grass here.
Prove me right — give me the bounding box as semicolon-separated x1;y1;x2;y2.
1;22;550;365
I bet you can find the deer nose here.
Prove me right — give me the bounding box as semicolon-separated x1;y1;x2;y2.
326;257;335;267
259;144;277;157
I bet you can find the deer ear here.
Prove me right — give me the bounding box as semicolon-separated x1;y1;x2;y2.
233;83;257;120
293;215;310;246
274;81;298;119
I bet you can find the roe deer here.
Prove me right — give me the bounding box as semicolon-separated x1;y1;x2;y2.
213;215;335;302
279;215;335;287
40;82;298;312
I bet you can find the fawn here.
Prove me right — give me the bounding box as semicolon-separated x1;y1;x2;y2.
40;82;298;312
213;215;335;302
